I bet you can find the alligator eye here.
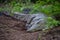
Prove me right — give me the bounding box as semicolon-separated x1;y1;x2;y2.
16;15;18;18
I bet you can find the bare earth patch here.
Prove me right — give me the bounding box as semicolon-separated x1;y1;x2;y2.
39;26;60;40
0;15;60;40
0;15;39;40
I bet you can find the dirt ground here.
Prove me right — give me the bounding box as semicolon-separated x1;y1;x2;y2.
0;15;39;40
0;15;60;40
39;26;60;40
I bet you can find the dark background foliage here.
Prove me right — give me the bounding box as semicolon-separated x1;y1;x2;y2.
0;0;60;28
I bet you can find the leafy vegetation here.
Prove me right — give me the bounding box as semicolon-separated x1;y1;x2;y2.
0;0;60;30
44;17;59;30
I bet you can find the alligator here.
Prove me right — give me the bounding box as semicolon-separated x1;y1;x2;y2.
2;11;47;32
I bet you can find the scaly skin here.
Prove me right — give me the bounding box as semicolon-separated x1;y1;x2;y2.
3;12;47;32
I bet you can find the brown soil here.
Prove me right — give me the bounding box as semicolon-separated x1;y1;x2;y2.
0;15;60;40
0;15;39;40
39;26;60;40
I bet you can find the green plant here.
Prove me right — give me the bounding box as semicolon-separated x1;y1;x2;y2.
43;17;59;30
0;0;60;25
0;7;3;11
